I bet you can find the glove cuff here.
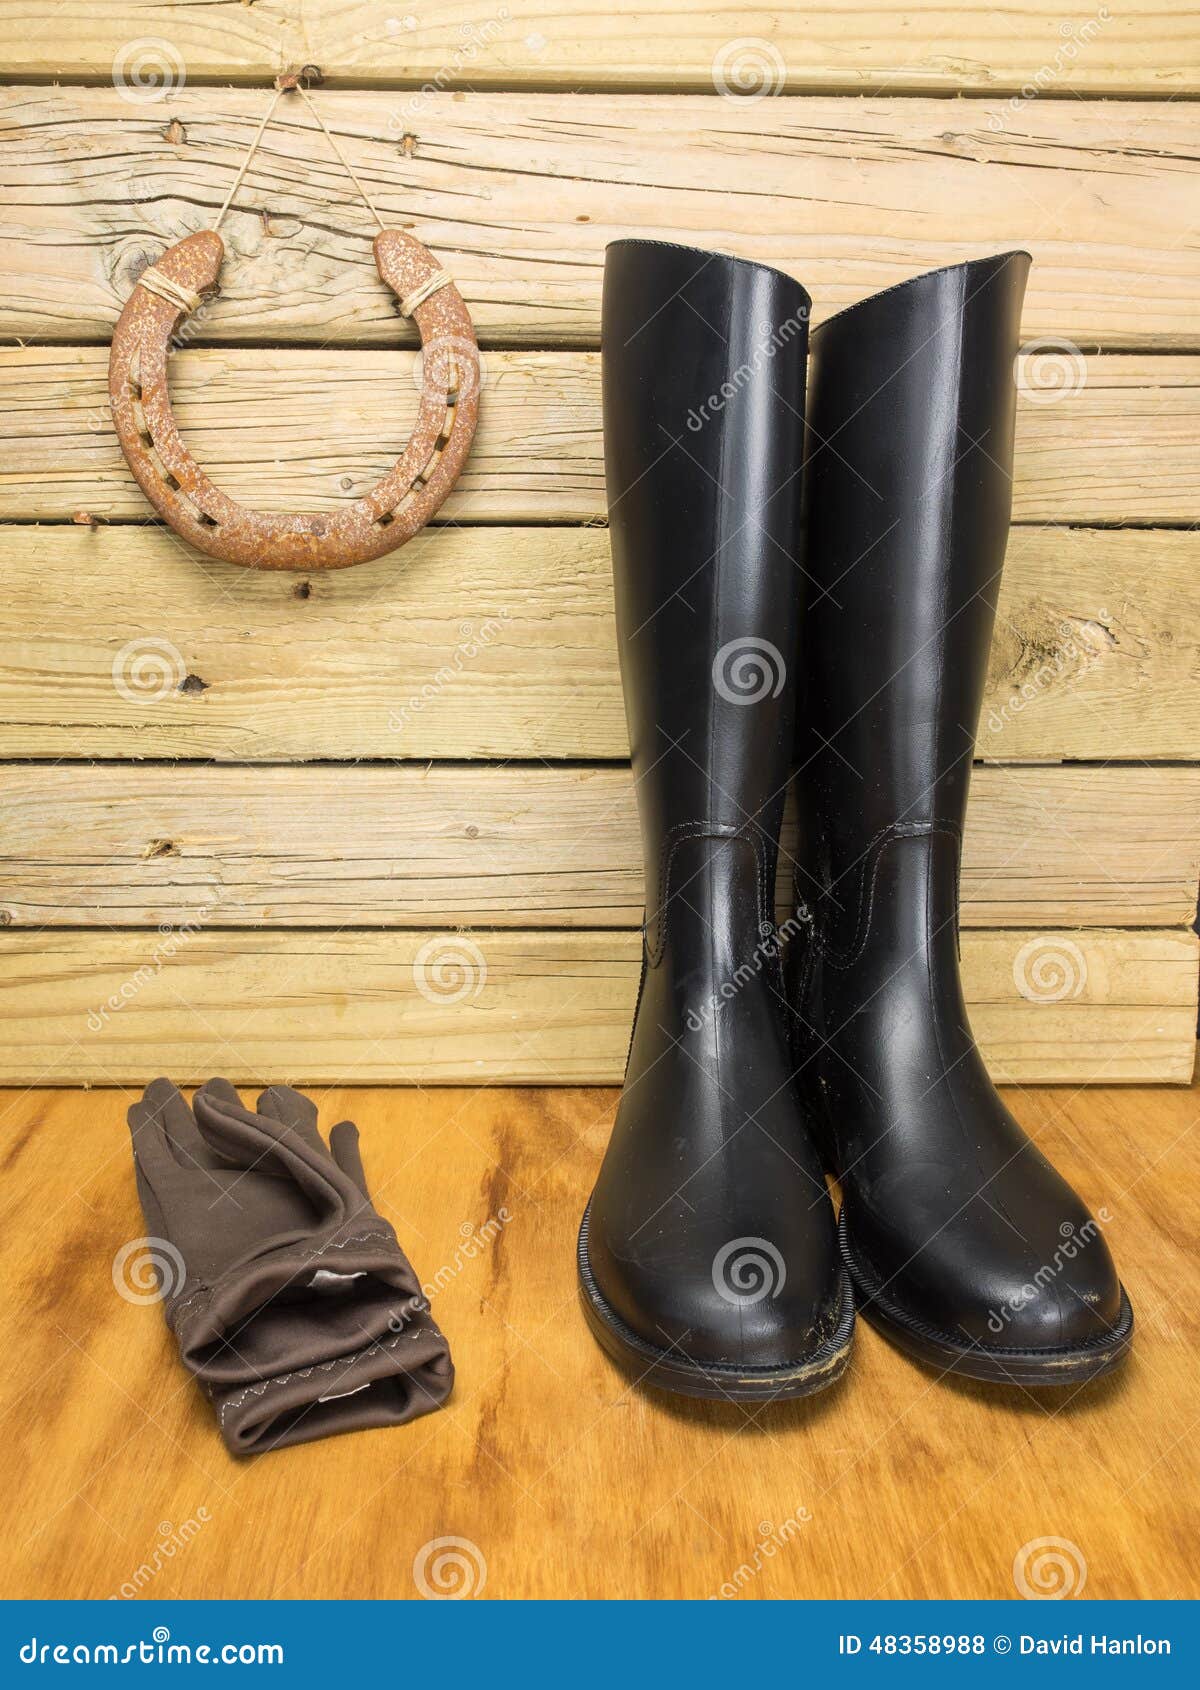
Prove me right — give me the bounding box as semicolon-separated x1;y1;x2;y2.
208;1301;454;1455
170;1224;429;1386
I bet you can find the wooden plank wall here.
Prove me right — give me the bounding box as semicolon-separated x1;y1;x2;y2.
0;3;1196;1085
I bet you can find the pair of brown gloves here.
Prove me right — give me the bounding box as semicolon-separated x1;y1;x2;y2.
127;1079;453;1455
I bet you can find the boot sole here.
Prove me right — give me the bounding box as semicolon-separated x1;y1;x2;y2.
577;1202;855;1402
838;1209;1134;1387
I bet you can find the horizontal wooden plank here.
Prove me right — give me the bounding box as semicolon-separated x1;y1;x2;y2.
3;349;1198;527
0;927;1192;1086
3;89;1198;346
0;348;601;524
0;4;1189;95
2;764;1196;930
0;525;1194;761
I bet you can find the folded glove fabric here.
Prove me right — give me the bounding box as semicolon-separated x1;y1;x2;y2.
127;1077;453;1455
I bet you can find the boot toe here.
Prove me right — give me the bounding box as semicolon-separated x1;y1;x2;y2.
583;1196;850;1376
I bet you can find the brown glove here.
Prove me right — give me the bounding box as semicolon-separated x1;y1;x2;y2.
127;1078;453;1455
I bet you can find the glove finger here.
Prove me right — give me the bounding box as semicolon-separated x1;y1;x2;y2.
130;1076;223;1172
193;1078;277;1172
193;1081;338;1213
256;1085;327;1158
328;1120;371;1201
127;1078;183;1184
164;1078;229;1172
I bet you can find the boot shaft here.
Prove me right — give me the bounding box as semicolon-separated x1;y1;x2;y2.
602;240;810;936
797;252;1030;889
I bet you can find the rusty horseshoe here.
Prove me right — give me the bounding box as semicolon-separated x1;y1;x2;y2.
108;77;479;571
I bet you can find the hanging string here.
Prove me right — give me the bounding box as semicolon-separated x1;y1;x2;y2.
212;85;284;232
293;83;386;233
210;74;385;236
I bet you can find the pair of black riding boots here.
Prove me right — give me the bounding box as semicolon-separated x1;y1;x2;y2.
578;240;1134;1400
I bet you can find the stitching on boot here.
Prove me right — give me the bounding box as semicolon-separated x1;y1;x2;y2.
812;819;961;971
645;820;765;966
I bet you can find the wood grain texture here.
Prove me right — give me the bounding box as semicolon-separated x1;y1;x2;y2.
5;349;1197;527
4;88;1199;346
2;763;1197;931
0;3;1191;94
0;927;1193;1086
1;1071;1197;1598
0;524;1195;762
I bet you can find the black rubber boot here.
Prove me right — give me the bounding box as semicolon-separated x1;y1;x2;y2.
790;253;1133;1387
578;240;854;1401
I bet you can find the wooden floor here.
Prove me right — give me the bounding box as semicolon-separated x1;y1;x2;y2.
1;1072;1197;1601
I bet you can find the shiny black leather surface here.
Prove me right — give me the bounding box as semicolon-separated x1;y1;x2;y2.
792;254;1127;1355
586;240;847;1369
